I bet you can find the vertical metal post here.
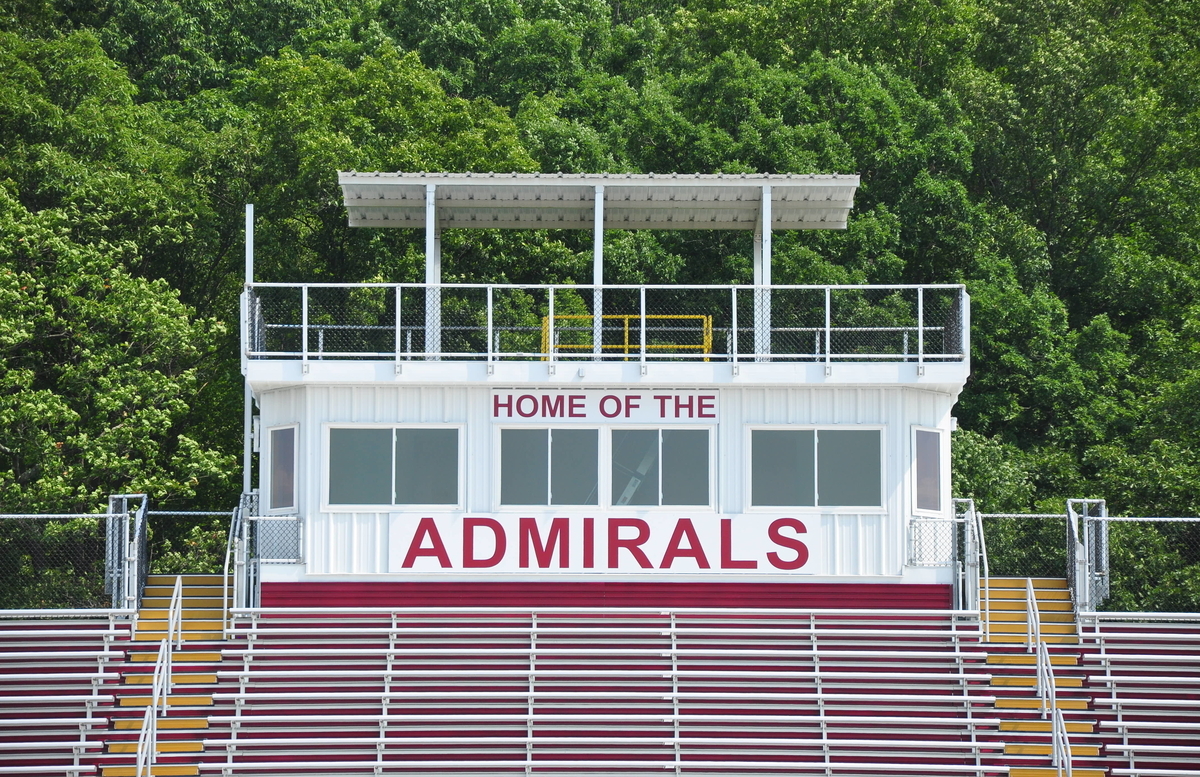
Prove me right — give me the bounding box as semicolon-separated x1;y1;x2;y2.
244;204;254;286
639;287;646;364
593;185;604;360
486;286;494;367
547;287;556;364
824;287;832;375
301;286;309;368
243;386;253;493
425;184;441;359
917;286;925;374
394;285;403;369
753;186;772;361
730;287;738;364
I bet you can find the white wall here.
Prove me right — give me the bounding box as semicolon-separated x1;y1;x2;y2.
257;384;957;580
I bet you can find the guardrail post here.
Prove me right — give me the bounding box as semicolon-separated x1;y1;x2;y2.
394;285;403;372
824;287;832;375
917;286;925;375
301;286;309;370
486;286;494;369
639;287;647;367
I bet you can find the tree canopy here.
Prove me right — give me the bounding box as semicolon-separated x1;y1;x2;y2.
1;0;1198;596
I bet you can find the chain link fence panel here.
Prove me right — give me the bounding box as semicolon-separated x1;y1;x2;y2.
0;516;108;608
908;517;957;566
252;516;301;563
1098;519;1200;612
981;515;1069;578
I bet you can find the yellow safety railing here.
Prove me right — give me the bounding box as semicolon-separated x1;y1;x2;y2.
541;314;713;359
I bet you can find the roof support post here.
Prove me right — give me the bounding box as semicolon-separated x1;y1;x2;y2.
425;184;441;359
593;185;604;360
242;203;254;494
754;185;772;360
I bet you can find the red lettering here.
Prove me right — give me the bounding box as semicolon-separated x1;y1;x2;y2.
624;395;641;418
720;518;757;569
463;518;506;568
583;517;595;568
660;519;710;569
541;395;565;418
674;395;694;418
608;518;652;568
767;518;809;570
568;395;586;418
519;518;569;568
401;518;452;568
698;395;716;418
599;395;622;418
493;394;513;418
654;395;671;417
516;395;539;418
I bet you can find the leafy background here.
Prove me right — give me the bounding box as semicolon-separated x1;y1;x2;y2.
1;0;1197;601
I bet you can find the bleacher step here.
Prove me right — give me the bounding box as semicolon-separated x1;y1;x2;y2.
119;694;213;707
102;765;199;777
988;654;1078;666
129;652;221;663
990;676;1083;688
107;740;204;754
113;717;208;730
995;697;1089;710
124;673;217;685
1005;743;1101;757
1001;719;1093;733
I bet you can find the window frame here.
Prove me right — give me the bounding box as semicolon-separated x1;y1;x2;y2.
322;423;465;511
265;423;300;515
744;425;887;512
493;426;602;509
911;425;948;517
492;423;717;511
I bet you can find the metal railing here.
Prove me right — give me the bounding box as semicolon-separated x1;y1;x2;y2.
244;283;968;365
905;500;989;638
225;492;257;632
135;577;183;776
1026;577;1042;651
1035;639;1074;776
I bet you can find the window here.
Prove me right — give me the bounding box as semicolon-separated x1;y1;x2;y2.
611;429;709;506
914;428;942;513
268;426;297;511
750;428;881;508
501;428;598;506
327;427;459;506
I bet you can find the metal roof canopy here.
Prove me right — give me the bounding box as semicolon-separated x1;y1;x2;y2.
338;172;860;231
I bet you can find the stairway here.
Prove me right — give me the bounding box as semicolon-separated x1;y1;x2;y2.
983;577;1078;645
978;577;1105;777
97;574;230;777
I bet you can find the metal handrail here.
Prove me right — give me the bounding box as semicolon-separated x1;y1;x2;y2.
166;577;183;651
1026;577;1042;652
1036;639;1073;776
135;637;172;776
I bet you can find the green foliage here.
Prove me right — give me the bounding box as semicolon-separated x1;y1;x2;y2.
0;0;1192;609
0;190;236;513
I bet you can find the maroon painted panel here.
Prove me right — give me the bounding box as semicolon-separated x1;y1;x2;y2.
261;581;952;609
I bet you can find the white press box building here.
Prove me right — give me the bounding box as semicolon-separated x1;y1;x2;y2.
241;172;969;609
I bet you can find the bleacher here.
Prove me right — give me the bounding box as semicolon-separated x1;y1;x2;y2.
202;607;1010;776
1079;615;1200;776
4;577;1200;775
0;612;128;775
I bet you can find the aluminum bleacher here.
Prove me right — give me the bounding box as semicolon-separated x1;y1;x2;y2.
0;611;129;775
195;607;1027;776
1079;613;1200;776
